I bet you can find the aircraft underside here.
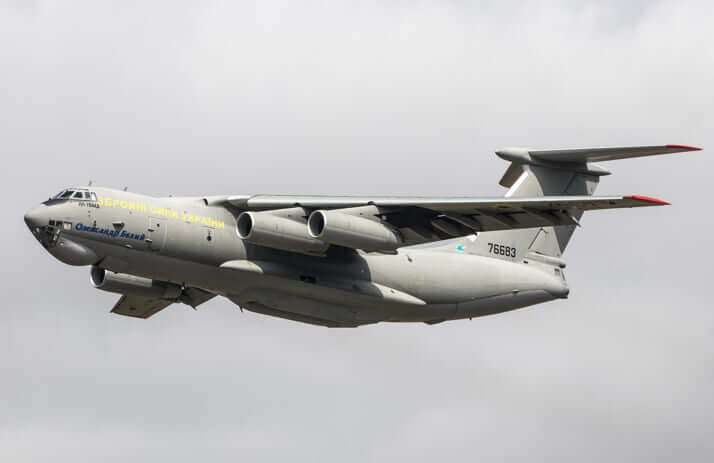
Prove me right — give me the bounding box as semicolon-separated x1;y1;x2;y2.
86;236;567;326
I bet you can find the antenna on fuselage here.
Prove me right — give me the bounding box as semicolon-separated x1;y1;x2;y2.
123;186;128;191
88;180;93;186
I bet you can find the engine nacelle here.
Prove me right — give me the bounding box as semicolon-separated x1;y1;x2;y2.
307;206;402;251
236;207;329;256
90;267;182;299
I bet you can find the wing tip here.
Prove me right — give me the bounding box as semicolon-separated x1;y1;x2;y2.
625;195;671;206
666;144;702;151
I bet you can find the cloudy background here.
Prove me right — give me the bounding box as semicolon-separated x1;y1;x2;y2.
1;0;712;460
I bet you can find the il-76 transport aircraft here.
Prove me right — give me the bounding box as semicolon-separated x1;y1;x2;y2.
25;145;699;327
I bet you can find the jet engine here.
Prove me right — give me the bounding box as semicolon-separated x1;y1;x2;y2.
307;206;402;252
236;207;329;256
90;266;182;299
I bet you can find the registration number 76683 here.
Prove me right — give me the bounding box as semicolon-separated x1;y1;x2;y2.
488;242;517;257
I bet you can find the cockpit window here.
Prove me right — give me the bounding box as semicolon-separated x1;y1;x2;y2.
52;189;96;201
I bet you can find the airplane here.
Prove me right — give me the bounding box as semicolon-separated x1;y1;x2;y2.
24;144;700;327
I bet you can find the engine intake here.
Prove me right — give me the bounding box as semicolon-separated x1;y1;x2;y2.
236;207;329;256
307;206;402;251
90;267;182;299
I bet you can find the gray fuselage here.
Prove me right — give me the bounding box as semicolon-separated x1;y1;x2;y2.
24;186;569;325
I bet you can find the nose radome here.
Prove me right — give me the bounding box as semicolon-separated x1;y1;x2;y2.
24;205;48;229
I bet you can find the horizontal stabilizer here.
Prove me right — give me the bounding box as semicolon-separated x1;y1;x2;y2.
496;144;701;165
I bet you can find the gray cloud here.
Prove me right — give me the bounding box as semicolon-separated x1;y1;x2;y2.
1;1;712;461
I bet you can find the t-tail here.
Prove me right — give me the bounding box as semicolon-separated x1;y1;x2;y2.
462;144;701;263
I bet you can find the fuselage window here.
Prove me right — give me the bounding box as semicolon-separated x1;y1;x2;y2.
72;191;84;199
89;192;97;201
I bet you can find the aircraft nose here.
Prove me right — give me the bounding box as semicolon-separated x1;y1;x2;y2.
24;205;48;229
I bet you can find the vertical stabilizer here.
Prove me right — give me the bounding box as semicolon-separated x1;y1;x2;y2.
433;144;699;260
501;163;600;257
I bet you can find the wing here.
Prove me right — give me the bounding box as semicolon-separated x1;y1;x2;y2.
225;194;665;240
110;288;216;319
211;143;698;253
224;193;667;211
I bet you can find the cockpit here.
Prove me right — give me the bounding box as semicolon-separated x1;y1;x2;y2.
26;188;99;250
51;188;97;201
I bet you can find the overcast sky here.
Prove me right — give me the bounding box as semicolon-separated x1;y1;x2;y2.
1;1;712;461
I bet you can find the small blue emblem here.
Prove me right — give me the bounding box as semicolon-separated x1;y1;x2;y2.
456;244;465;251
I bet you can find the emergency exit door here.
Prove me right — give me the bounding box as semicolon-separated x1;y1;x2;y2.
147;217;167;252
